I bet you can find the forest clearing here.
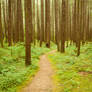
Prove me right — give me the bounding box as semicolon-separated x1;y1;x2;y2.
0;0;92;92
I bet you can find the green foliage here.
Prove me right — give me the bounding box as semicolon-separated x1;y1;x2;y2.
0;42;53;92
48;43;92;92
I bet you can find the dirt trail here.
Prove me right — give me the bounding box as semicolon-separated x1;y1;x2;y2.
21;51;55;92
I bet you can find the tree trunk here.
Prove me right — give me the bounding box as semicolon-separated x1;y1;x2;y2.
0;3;3;47
8;0;12;46
25;0;32;66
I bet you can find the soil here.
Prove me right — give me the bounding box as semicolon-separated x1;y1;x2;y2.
79;71;92;76
21;51;55;92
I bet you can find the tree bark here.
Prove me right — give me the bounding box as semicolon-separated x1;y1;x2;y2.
25;0;32;66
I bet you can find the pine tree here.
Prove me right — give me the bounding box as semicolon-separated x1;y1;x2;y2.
25;0;32;66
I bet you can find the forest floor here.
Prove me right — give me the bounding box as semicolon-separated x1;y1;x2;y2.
48;43;92;92
0;43;56;92
21;50;56;92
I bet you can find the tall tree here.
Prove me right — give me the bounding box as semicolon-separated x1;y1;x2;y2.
25;0;32;66
3;1;8;43
17;0;24;42
60;0;66;52
37;0;40;42
40;0;45;47
45;0;51;48
33;0;36;45
55;0;60;51
8;0;12;46
0;2;3;47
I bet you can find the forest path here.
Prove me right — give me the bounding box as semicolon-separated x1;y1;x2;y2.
21;50;56;92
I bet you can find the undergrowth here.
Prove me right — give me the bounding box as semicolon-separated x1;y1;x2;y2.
48;43;92;92
0;42;56;92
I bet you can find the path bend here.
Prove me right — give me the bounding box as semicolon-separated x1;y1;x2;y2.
21;51;55;92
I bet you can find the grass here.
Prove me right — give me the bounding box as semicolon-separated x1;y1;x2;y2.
48;43;92;92
0;42;56;92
